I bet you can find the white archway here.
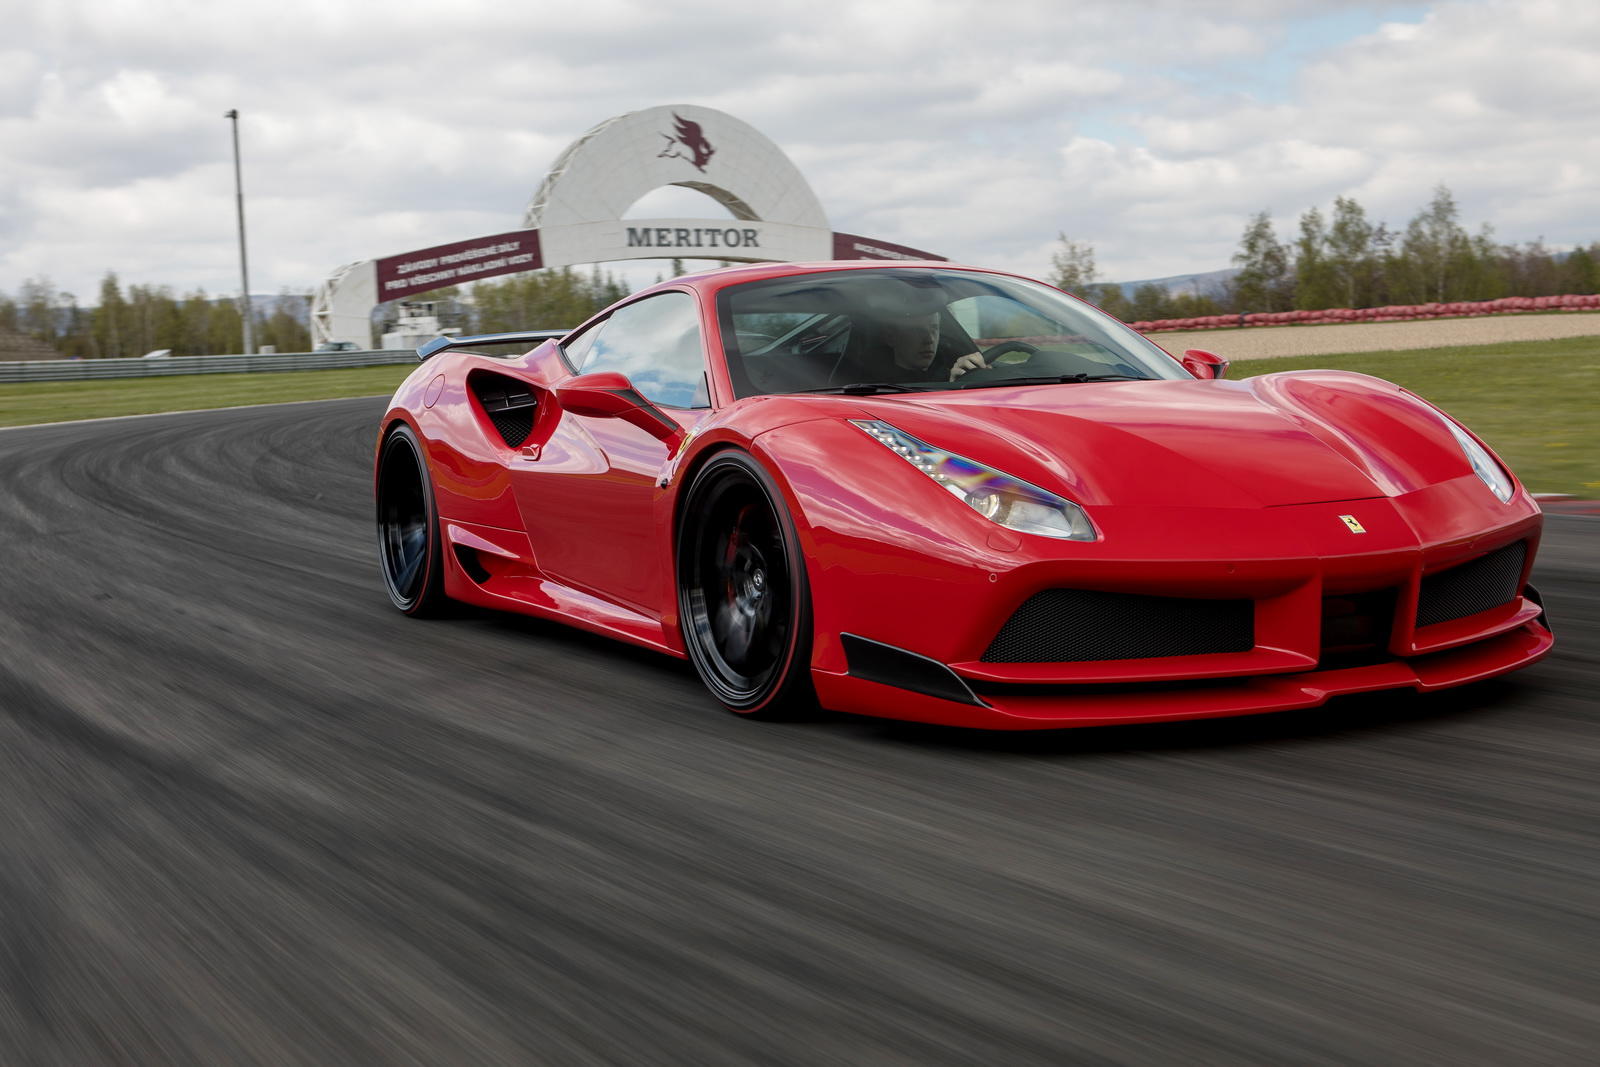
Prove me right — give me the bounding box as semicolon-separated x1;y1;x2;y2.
311;105;942;347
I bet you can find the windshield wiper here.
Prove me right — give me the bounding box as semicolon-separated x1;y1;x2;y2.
958;373;1148;388
795;382;926;395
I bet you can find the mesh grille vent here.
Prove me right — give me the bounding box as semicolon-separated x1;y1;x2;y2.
488;408;534;447
982;589;1254;663
1416;541;1526;628
469;372;536;448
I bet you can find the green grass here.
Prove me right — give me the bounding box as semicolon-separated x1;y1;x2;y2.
3;336;1596;496
1231;335;1600;498
0;364;414;428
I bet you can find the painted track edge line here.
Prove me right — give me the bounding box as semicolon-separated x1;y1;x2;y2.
0;393;393;433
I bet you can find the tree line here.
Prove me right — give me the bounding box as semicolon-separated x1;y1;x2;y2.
1052;184;1600;321
0;266;633;358
8;193;1596;356
0;274;313;358
443;265;631;335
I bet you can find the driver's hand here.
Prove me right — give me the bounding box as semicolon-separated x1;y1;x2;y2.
949;352;988;381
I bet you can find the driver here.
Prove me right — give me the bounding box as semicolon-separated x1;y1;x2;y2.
836;307;989;383
888;312;986;382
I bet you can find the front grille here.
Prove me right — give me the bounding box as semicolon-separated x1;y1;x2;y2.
982;589;1254;663
1416;541;1526;628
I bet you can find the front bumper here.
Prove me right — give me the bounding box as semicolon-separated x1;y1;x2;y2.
800;479;1552;729
815;614;1552;729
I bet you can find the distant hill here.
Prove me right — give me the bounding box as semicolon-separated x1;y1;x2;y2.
1103;267;1238;300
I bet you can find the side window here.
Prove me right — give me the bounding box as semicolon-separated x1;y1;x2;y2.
565;292;709;409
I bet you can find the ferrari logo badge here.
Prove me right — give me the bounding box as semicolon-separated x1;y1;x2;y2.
1340;514;1366;534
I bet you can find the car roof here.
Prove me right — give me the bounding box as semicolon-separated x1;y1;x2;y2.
633;260;1031;301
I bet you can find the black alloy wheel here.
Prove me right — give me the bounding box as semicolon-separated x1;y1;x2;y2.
677;451;814;716
377;423;446;615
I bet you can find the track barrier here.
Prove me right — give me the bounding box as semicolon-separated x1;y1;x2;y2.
1131;292;1600;333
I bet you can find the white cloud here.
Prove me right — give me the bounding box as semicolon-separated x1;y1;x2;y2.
1027;0;1600;279
0;0;1596;301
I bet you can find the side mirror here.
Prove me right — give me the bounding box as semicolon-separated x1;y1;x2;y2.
555;371;684;447
1181;348;1229;380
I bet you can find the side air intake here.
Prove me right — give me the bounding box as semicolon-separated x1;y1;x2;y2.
468;371;537;448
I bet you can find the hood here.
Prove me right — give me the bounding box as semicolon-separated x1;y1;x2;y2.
835;370;1477;509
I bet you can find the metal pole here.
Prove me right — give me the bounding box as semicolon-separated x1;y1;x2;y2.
225;108;254;355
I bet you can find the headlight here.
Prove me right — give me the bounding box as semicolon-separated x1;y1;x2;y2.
850;419;1097;540
1443;419;1514;503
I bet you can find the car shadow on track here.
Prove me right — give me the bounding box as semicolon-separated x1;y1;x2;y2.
441;603;698;671
433;603;734;710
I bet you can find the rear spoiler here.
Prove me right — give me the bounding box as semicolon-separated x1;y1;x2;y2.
417;329;569;363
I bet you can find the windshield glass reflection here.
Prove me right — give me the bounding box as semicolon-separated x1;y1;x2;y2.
718;268;1188;398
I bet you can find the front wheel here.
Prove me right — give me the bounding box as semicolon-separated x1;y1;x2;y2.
376;423;447;616
677;452;814;717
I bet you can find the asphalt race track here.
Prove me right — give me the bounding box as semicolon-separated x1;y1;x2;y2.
2;397;1596;1065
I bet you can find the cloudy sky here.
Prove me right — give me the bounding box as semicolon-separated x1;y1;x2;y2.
2;0;1597;302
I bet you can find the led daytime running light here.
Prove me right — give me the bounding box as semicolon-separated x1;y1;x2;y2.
850;419;1096;540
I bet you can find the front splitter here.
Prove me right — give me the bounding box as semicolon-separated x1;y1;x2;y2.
812;621;1553;730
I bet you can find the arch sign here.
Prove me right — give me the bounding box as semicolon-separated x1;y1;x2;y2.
311;104;943;347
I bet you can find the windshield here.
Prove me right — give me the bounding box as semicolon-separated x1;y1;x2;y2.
716;268;1188;398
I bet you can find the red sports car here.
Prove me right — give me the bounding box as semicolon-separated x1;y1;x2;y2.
375;261;1552;728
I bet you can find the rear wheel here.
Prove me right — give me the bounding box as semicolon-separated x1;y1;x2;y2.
376;423;447;615
677;452;814;717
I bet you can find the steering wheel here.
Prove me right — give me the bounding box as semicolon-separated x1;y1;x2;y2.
953;340;1056;385
981;339;1040;362
955;339;1040;382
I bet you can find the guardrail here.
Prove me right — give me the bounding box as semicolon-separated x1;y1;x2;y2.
0;348;419;383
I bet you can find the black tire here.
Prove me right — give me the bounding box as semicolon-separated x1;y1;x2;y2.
677;451;814;718
376;423;448;616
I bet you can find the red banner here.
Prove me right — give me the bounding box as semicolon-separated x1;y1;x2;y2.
375;230;543;298
831;232;944;262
